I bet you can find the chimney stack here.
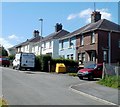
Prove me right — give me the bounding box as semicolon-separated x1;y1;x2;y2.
91;11;101;23
33;30;39;37
55;23;62;32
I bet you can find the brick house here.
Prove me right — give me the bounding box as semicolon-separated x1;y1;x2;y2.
75;11;120;65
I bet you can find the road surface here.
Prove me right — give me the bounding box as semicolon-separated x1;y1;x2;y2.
2;67;110;105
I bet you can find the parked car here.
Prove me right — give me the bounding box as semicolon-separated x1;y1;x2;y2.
0;57;10;67
77;64;103;80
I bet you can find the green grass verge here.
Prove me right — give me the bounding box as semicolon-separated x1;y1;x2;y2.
97;75;120;89
0;98;8;107
68;73;77;77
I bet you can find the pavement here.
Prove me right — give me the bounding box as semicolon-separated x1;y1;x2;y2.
70;81;119;106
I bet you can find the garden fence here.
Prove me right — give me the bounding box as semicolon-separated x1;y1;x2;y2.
103;63;120;76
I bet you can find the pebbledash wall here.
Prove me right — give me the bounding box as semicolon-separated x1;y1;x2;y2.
59;36;76;60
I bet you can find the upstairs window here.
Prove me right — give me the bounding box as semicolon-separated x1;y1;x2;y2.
69;38;72;48
61;40;64;49
49;41;52;48
44;42;46;48
80;35;84;46
91;32;95;43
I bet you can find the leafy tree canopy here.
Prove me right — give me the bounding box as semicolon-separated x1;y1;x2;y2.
0;46;8;56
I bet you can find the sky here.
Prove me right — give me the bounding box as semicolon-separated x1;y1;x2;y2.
0;2;119;49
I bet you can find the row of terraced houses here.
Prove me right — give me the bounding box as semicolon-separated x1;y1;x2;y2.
8;11;120;66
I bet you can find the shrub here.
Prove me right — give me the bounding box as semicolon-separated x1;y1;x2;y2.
35;55;41;71
8;55;15;60
41;55;52;72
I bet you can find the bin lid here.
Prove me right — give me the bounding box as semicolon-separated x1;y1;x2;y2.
56;63;65;67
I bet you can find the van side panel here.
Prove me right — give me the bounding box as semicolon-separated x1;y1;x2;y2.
21;53;35;68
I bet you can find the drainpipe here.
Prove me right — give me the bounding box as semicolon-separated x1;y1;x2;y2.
108;31;112;64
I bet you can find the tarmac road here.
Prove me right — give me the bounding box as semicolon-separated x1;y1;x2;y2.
2;67;113;105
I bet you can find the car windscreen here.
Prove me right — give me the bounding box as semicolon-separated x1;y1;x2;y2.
85;64;97;69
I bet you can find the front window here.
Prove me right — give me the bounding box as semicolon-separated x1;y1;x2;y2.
82;53;85;63
71;54;73;60
78;53;85;64
67;55;69;59
91;32;95;43
103;51;107;62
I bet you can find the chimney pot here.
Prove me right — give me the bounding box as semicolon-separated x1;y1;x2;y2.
33;30;39;37
91;11;101;23
55;23;62;32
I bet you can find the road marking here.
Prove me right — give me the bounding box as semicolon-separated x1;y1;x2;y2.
69;83;117;105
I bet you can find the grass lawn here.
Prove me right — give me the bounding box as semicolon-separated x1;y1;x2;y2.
97;76;120;89
68;73;77;77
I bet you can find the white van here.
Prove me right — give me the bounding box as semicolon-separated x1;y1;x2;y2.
13;52;35;70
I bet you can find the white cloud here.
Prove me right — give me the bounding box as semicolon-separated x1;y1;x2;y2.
67;8;112;23
0;37;13;49
8;34;18;39
67;14;78;20
79;8;92;18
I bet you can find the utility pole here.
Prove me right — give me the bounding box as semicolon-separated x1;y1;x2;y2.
94;2;96;12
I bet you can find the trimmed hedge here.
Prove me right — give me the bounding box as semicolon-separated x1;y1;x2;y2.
34;55;78;73
51;58;78;66
51;58;78;73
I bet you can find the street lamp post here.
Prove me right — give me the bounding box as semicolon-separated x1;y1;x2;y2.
39;18;43;56
39;18;43;36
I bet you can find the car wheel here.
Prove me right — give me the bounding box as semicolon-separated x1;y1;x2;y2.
79;76;83;80
16;65;21;70
13;66;15;69
88;75;93;80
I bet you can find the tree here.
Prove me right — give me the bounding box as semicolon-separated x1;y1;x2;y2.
0;46;8;56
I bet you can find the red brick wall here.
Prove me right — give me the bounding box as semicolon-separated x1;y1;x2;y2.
76;30;120;64
76;32;98;63
98;30;120;63
111;32;120;63
97;30;108;63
